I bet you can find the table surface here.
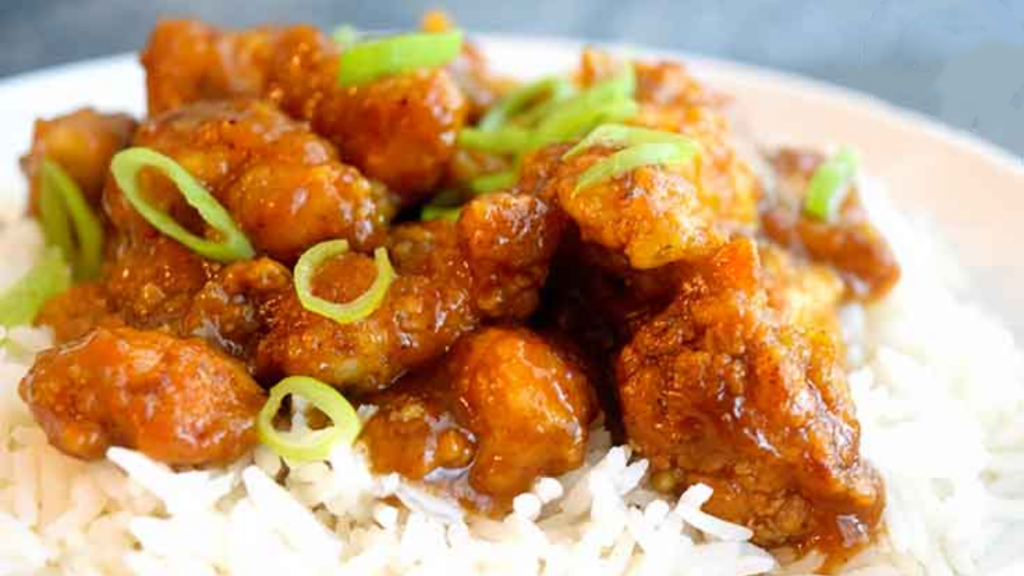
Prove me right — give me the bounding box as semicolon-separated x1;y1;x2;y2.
1;0;1023;158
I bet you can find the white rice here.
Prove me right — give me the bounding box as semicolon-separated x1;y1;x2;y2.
0;176;1022;576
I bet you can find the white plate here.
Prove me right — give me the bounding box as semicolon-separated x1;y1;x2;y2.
1;36;1021;334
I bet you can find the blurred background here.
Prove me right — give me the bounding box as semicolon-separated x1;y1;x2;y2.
1;0;1022;158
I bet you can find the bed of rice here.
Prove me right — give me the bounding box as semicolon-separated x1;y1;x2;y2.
0;175;1022;576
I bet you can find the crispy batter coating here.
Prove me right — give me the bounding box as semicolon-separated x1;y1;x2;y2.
21;108;136;214
104;236;215;331
180;258;292;365
34;283;120;344
360;327;595;512
103;99;391;263
141;20;467;200
616;239;882;549
762;148;900;300
19;327;265;465
521;143;725;269
580;50;760;229
256;192;561;392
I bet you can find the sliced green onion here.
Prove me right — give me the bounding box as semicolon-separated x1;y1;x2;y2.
563;124;701;160
294;240;396;324
337;30;463;87
478;77;575;131
421;204;463;222
0;247;71;327
531;98;640;150
513;83;579;127
257;376;361;462
469;170;517;194
38;160;105;280
458;126;531;154
803;147;860;222
110;147;255;263
332;24;360;48
574;142;699;195
530;63;636;145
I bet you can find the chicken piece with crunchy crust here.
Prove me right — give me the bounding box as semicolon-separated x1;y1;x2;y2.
20;327;266;465
103;99;392;263
21;108;136;215
762;148;900;300
141;20;467;200
616;238;882;549
360;327;596;513
256;192;562;393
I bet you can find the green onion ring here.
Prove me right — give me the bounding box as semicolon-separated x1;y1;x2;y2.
337;30;463;87
574;142;699;195
110;147;255;263
469;170;517;194
38;159;105;280
294;240;396;324
478;77;574;131
803;147;860;222
257;376;361;462
421;204;463;222
563;124;702;160
457;126;531;154
0;247;71;327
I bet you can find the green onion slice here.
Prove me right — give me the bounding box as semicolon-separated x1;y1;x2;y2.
531;63;636;141
110;147;255;263
458;126;531;154
563;124;701;159
803;147;860;222
529;64;638;150
421;204;463;222
478;77;575;131
574;142;699;195
0;247;71;327
294;240;396;324
513;83;579;127
257;376;361;462
469;170;517;194
337;30;463;87
38;159;105;280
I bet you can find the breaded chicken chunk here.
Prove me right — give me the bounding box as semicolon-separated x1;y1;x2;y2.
616;239;882;548
20;327;266;465
360;327;595;512
256;193;562;392
103;99;392;263
141;20;467;200
22;108;136;214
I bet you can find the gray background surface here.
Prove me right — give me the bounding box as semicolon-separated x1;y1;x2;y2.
1;0;1022;157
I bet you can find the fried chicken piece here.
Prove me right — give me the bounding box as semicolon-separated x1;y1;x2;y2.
522;142;724;269
103;99;391;263
578;50;760;230
616;238;882;549
360;327;595;513
141;20;467;200
21;108;136;214
759;242;845;334
104;235;215;331
20;327;265;465
256;193;561;393
34;283;120;344
180;258;292;365
762;148;900;300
